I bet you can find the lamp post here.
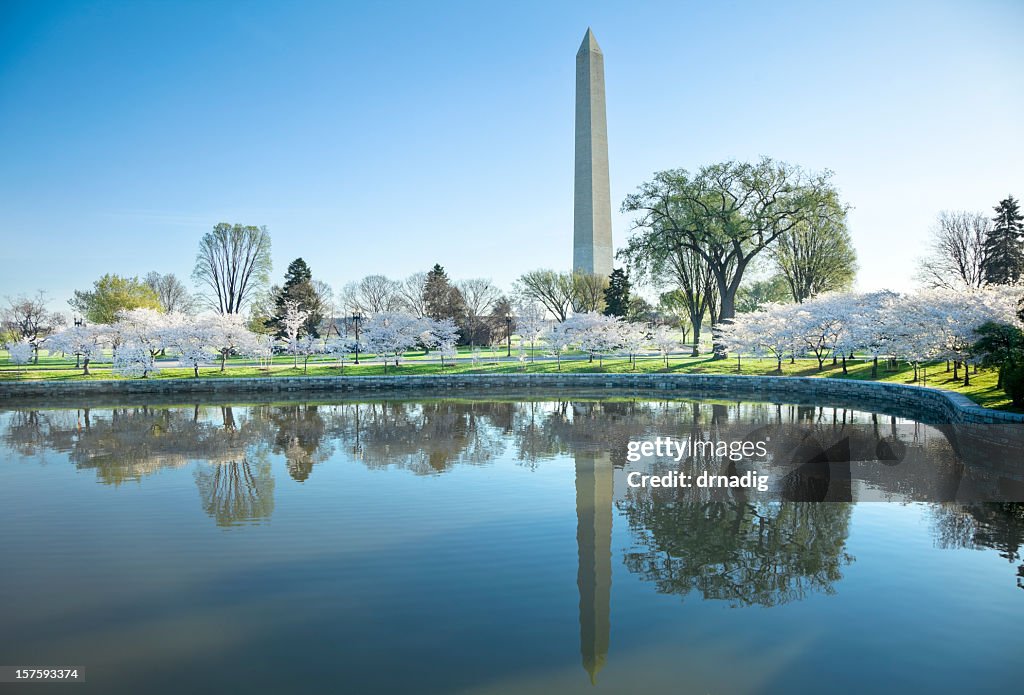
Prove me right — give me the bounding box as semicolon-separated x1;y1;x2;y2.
352;312;362;364
505;314;512;358
73;316;84;368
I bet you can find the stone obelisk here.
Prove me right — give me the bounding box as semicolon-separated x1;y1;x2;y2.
573;28;613;278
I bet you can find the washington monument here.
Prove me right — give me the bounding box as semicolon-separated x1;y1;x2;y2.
573;28;613;278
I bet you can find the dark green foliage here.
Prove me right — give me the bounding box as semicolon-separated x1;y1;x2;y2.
735;275;791;312
983;196;1024;285
423;264;466;322
602;268;631;317
973;320;1024;395
1002;363;1024;407
266;258;323;338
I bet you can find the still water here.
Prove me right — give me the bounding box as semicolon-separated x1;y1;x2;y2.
0;396;1022;694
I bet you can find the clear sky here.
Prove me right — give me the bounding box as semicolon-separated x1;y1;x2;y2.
1;0;1021;311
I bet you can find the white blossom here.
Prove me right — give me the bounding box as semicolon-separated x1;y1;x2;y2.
6;339;34;367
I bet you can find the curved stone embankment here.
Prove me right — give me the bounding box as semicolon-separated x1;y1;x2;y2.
1;373;1021;424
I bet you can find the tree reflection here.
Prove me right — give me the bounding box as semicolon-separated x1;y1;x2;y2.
260;405;330;482
344;401;508;474
194;456;275;527
620;487;854;607
930;502;1024;590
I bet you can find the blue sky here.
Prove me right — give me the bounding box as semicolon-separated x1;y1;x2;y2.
1;0;1021;310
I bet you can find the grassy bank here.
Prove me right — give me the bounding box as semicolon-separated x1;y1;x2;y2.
0;350;1012;412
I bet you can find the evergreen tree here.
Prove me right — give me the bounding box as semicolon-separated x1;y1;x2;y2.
266;258;323;338
423;264;465;321
602;268;632;317
983;195;1024;285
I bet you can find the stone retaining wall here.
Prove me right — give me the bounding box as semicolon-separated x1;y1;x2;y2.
2;373;1020;424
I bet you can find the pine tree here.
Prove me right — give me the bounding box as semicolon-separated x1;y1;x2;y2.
602;268;631;317
266;258;323;338
423;264;465;322
983;195;1024;285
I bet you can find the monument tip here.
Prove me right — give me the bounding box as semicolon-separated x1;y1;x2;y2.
578;27;601;54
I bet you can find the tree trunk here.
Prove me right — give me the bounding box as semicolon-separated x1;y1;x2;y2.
841;354;847;374
690;315;703;357
872;356;878;379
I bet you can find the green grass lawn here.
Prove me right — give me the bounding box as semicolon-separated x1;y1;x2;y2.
0;348;1013;412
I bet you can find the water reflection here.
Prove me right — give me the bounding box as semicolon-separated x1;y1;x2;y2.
2;397;1023;688
195;458;275;527
620;491;853;606
575;451;612;684
930;502;1024;590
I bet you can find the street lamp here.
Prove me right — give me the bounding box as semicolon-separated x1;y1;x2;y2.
351;312;362;364
72;316;84;368
505;314;512;357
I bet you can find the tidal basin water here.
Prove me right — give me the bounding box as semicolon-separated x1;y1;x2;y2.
1;396;1022;694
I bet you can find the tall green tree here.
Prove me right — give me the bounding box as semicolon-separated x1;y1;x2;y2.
423;264;465;321
623;157;839;356
983;195;1024;285
602;268;631;317
770;201;857;302
570;271;608;313
266;258;324;338
734;275;791;313
69;274;161;324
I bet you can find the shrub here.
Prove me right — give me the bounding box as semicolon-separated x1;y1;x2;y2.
1002;362;1024;407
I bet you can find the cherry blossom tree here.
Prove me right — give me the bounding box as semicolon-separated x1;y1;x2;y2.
281;301;310;368
515;302;547;362
6;339;34;371
325;337;359;372
563;312;624;367
846;291;901;377
293;334;323;374
112;308;170;361
163;317;214;378
651;325;681;368
48;324;108;375
790;295;848;371
362;312;422;374
544;321;574;370
618;322;648;370
113;343;159;378
429;318;460;369
207;312;259;372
